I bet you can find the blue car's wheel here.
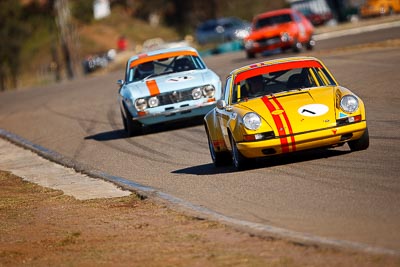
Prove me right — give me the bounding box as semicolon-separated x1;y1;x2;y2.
120;109;127;131
122;104;142;137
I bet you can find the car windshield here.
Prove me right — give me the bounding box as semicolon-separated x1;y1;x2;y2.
254;14;292;29
231;66;336;104
127;55;205;83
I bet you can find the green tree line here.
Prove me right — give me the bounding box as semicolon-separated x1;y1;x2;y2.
1;0;289;91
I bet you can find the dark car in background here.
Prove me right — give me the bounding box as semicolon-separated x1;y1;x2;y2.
289;0;333;26
297;7;333;25
195;17;251;45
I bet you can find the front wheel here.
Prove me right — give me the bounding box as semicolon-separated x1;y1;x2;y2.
306;38;315;50
230;135;250;170
348;127;369;151
246;51;255;59
122;104;143;137
292;39;303;53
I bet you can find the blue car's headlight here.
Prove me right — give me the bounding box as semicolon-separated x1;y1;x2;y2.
192;88;202;100
243;112;261;130
202;85;215;97
135;98;147;111
148;96;159;108
340;95;359;113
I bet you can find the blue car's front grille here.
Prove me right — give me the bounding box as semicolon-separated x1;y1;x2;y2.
157;89;194;105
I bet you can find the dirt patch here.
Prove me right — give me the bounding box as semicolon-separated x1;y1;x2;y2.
0;170;399;266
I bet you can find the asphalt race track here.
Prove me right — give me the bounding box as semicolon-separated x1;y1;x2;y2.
1;21;399;254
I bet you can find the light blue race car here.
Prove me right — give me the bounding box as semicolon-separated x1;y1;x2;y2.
118;46;222;136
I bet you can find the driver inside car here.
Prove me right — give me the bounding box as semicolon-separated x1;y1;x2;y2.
135;61;155;80
244;75;264;97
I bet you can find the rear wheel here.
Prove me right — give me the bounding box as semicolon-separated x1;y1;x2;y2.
348;127;369;151
230;134;250;170
206;129;231;167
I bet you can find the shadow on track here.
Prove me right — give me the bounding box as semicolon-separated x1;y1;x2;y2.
172;148;350;175
84;129;127;141
85;116;204;141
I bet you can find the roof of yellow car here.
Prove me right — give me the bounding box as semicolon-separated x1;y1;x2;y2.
229;56;321;76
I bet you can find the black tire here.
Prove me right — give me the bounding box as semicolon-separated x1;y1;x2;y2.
230;134;249;170
306;38;315;50
292;39;302;53
120;109;127;131
206;129;231;167
122;104;142;137
246;51;255;59
348;127;369;151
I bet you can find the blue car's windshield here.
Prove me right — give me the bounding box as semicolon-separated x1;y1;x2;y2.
127;55;205;83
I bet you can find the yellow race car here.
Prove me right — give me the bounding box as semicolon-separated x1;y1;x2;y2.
204;57;369;170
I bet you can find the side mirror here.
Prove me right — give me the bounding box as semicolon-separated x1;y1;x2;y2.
216;99;226;110
117;79;124;86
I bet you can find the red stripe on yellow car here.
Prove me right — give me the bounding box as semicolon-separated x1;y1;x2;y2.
271;96;296;152
145;80;160;96
261;96;289;153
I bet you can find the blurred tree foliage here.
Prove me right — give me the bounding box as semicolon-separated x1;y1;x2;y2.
108;0;288;35
0;1;26;91
0;1;56;90
1;0;287;90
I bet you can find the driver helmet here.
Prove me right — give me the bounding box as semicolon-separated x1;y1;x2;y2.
137;61;154;78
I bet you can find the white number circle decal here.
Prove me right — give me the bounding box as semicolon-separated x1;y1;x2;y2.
298;104;329;117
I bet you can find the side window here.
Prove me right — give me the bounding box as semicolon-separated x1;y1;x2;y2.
192;56;205;69
224;77;232;103
127;68;135;83
321;68;337;85
292;12;302;23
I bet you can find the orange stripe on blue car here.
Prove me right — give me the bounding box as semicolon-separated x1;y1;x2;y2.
145;80;160;96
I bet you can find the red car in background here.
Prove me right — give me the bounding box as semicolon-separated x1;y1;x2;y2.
244;9;315;58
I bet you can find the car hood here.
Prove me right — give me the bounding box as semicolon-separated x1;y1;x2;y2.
124;70;212;98
248;23;293;39
236;87;338;134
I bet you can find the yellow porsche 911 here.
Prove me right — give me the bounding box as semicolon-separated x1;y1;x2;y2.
204;57;369;170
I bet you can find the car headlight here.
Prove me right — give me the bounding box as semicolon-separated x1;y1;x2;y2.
148;96;159;108
192;88;202;100
135;98;147;111
340;95;359;113
202;85;215;97
244;40;254;49
243;112;261;130
234;29;250;39
281;32;290;42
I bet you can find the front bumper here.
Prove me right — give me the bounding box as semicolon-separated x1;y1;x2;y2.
236;121;367;158
131;101;216;125
246;38;293;54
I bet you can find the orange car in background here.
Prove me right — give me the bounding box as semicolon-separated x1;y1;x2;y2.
244;9;315;59
360;0;400;17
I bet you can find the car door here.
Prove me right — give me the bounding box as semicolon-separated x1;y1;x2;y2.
216;76;234;150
